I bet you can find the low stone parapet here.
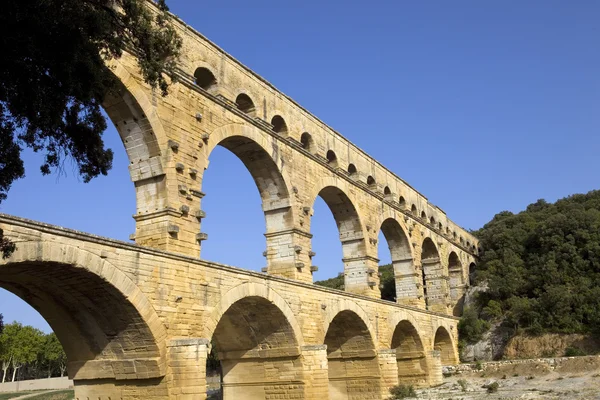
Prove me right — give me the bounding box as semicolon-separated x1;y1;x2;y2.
0;376;73;393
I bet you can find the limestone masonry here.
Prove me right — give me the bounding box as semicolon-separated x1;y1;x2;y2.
0;2;479;399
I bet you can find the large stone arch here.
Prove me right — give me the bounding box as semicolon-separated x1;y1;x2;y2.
207;282;304;399
322;299;375;343
448;251;465;316
433;326;459;366
420;237;448;313
375;214;418;306
389;317;429;387
323;305;381;399
309;177;375;297
105;57;168;211
207;282;304;346
0;241;167;383
202;123;301;279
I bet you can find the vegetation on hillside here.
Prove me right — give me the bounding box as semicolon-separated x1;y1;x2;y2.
315;264;396;301
461;190;600;344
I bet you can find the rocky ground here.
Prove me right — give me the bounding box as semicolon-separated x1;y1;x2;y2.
415;357;600;399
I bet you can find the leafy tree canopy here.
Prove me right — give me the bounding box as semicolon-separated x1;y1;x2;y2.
472;190;600;337
0;0;181;258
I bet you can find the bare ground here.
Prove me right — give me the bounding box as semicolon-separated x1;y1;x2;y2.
416;358;600;399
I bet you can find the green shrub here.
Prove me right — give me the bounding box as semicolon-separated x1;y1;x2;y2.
388;384;417;399
564;347;586;357
457;379;468;392
481;300;503;320
485;381;499;393
458;307;490;344
475;360;483;370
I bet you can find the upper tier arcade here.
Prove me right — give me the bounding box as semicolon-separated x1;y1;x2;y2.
104;2;479;313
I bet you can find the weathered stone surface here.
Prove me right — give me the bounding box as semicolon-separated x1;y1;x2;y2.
0;3;481;398
1;215;460;398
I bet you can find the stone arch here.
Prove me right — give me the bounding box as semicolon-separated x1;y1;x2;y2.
194;66;218;90
300;132;315;152
469;262;477;285
367;175;376;187
322;300;375;342
326;150;338;167
203;123;297;275
448;252;465;316
390;319;429;386
324;307;381;399
209;283;304;399
433;326;458;366
235;92;256;115
420;238;447;312
271;115;288;135
207;282;304;346
399;196;406;209
0;241;167;382
411;204;417;215
377;217;419;306
347;163;357;175
104;57;168;217
309;178;370;295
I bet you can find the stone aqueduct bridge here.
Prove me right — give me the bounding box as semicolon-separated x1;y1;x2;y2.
0;7;479;400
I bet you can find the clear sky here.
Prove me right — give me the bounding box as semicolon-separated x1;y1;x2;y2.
1;0;598;332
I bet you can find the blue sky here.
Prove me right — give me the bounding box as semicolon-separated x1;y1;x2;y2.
1;0;598;332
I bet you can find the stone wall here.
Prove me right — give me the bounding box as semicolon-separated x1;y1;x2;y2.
1;215;461;399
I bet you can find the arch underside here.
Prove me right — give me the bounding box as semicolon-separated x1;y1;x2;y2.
420;238;446;312
434;327;458;366
211;296;303;400
448;252;465;316
391;321;429;386
325;310;381;399
316;186;367;293
379;219;417;305
0;262;163;381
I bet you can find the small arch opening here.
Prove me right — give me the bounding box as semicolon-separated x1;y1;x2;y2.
235;93;255;114
300;132;314;151
411;204;417;215
421;211;426;219
429;216;435;225
438;222;443;231
384;186;391;196
399;196;406;208
271;115;288;135
347;163;357;175
194;67;217;90
326;150;338;167
367;175;376;186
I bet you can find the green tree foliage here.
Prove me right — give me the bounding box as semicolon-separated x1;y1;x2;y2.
474;191;600;336
0;322;67;382
0;0;182;258
42;333;67;378
315;264;397;301
458;307;490;344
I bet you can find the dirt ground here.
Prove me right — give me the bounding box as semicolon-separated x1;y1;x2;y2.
416;358;600;399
